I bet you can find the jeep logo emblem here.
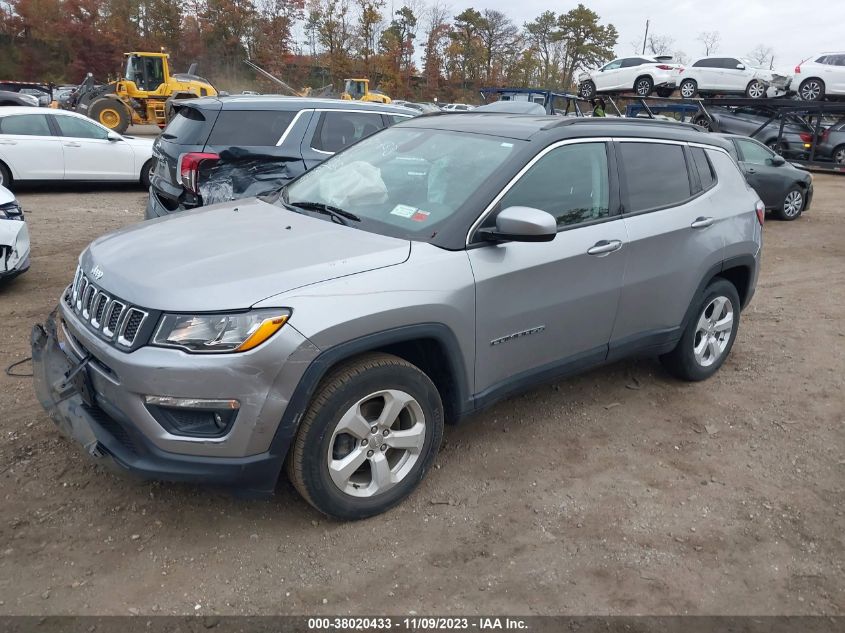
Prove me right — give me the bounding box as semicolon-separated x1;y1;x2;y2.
91;265;104;280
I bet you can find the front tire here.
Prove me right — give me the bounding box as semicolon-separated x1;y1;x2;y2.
775;185;804;221
660;279;741;381
679;79;698;98
799;78;825;101
89;98;130;134
634;76;654;97
832;144;845;165
746;80;766;98
580;80;596;100
0;161;11;188
286;353;444;520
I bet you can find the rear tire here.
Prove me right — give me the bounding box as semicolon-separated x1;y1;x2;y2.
693;114;713;131
799;78;825;101
679;79;698;99
89;98;130;134
580;80;596;100
660;279;741;382
0;161;11;188
634;76;654;97
774;185;804;221
286;353;444;520
140;159;154;189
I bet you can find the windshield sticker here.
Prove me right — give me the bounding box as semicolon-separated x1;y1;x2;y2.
411;210;430;222
390;204;418;218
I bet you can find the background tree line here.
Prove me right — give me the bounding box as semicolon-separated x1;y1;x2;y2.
0;0;619;101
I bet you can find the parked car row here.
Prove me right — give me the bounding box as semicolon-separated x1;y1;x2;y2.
579;51;845;101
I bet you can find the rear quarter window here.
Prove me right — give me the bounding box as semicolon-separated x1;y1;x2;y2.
619;142;692;212
161;107;213;145
208;110;296;146
690;147;716;191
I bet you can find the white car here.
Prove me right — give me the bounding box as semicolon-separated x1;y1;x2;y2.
678;57;791;99
0;107;154;188
578;55;681;98
441;103;474;111
0;185;29;281
793;52;845;101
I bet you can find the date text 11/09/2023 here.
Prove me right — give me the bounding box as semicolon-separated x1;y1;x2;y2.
307;617;529;630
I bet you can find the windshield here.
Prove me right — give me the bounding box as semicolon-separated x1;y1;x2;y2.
283;126;523;240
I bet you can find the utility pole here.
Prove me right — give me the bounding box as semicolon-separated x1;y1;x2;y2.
641;19;649;55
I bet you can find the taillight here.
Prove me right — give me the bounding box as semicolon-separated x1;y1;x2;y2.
755;200;765;226
656;64;673;70
822;129;830;142
178;152;219;194
799;132;812;143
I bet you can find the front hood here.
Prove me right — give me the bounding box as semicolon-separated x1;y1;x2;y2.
81;198;411;312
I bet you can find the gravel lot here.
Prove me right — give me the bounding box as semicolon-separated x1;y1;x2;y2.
0;176;843;616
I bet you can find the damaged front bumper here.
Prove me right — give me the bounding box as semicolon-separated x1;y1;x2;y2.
0;219;30;280
31;312;290;496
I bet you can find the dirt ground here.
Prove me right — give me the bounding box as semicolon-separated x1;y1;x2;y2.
0;176;843;617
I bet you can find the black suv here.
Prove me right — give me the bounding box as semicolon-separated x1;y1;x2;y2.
145;96;415;219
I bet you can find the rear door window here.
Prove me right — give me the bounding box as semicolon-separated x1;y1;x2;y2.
312;112;385;153
618;142;693;212
208;110;296;146
0;114;52;136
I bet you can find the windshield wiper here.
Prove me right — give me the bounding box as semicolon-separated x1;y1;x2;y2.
290;201;361;225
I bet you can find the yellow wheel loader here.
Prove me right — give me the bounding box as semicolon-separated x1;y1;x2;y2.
340;78;392;104
71;52;217;133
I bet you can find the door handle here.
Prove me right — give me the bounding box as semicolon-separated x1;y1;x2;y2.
691;216;715;229
63;142;82;148
0;140;17;145
587;239;623;256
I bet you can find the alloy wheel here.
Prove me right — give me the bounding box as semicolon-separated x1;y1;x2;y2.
693;296;734;368
636;79;651;96
800;80;822;101
783;190;803;218
834;147;845;165
747;81;765;98
327;389;426;498
680;81;696;98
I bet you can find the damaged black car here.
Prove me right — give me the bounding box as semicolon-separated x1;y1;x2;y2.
145;96;416;219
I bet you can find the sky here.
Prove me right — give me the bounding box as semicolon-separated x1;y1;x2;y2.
443;0;845;72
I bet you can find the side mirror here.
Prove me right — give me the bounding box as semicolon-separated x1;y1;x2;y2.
107;131;121;142
769;154;786;166
736;63;745;70
478;206;557;243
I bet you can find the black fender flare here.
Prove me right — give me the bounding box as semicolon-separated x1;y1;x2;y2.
267;323;470;459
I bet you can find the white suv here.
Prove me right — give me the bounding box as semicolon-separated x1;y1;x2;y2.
678;57;791;99
794;52;845;101
579;56;681;98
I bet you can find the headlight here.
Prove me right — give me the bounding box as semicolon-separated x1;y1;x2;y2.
152;309;291;353
0;201;24;220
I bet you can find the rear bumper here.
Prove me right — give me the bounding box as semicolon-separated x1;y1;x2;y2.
144;189;188;220
31;312;295;497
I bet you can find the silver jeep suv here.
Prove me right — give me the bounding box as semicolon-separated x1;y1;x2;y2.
32;114;763;519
